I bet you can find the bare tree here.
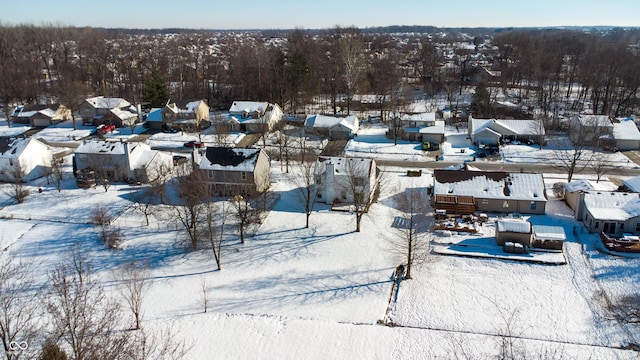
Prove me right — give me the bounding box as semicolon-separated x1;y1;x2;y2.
292;150;318;228
204;199;228;270
0;257;40;360
390;186;431;279
50;155;65;192
343;158;376;232
174;169;208;250
114;261;150;330
199;276;210;313
57;81;90;131
91;205;112;242
553;119;598;182
232;192;259;245
46;246;129;360
338;28;365;115
590;154;612;183
3;163;29;204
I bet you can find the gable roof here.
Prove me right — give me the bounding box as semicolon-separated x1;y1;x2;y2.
75;140;127;155
623;175;640;193
470;117;544;137
0;138;46;159
497;219;531;233
433;169;546;201
612;119;640;141
574;115;612;128
583;191;640;221
199;147;263;172
315;156;374;178
85;96;131;110
229;101;269;114
305;114;358;130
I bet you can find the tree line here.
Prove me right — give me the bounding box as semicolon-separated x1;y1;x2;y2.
0;24;638;122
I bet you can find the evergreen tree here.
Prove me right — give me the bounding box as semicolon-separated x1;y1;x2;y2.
470;82;492;118
142;70;169;108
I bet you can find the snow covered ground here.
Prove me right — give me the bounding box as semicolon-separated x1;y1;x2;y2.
1;118;639;359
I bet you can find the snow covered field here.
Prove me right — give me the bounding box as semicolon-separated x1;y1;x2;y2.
0;117;639;359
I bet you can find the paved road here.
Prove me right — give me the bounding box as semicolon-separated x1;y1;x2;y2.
376;159;640;178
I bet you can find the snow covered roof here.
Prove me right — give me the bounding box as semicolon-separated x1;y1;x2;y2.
470;117;544;137
398;112;436;122
533;225;566;241
564;179;616;193
404;121;445;135
229;101;269;114
497;219;531;233
75;140;127;155
623;175;640;193
198;147;263;172
85;96;131;110
109;108;138;121
583;191;640;221
304;114;358;130
315;156;374;178
0;138;42;159
169;99;205;112
433;170;546;201
574;115;612;128
612;119;640;141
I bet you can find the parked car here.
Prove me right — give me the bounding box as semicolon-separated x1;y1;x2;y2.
184;140;205;148
97;123;116;134
422;141;440;151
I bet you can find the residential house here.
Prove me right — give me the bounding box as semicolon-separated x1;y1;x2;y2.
432;169;547;215
468;116;545;146
227;101;283;133
621;175;640;193
0;137;52;182
388;112;445;144
79;96;135;126
73;140;173;183
101;108;139;128
495;218;532;247
564;179;617;212
314;156;377;205
154;99;210;131
12;104;72;127
573;191;640;235
612;117;640;151
195;147;270;196
304;114;359;140
568;115;613;148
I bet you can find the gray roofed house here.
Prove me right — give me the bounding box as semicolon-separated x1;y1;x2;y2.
304;114;359;140
468;115;545;146
573;191;640;234
432;169;547;215
195;147;271;196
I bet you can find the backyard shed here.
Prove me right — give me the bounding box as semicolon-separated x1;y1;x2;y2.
532;225;566;250
496;218;532;247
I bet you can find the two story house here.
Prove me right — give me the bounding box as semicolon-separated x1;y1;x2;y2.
388;112;445;144
227;101;283;133
196;147;271;197
79;96;136;126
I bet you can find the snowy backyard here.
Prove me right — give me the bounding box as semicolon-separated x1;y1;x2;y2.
0;116;638;358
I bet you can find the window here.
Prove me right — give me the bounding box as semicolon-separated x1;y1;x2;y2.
595;222;600;229
208;170;214;178
240;171;247;180
530;201;536;210
482;199;489;205
502;201;509;208
636;222;640;232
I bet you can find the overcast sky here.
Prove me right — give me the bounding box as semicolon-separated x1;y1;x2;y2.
2;0;639;29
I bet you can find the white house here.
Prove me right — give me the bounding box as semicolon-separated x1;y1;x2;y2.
568;115;613;147
389;112;445;144
574;191;640;234
74;140;173;183
304;114;359;140
227;101;283;133
0;137;52;182
314;156;377;205
563;179;617;212
468;116;544;145
612;117;640;151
